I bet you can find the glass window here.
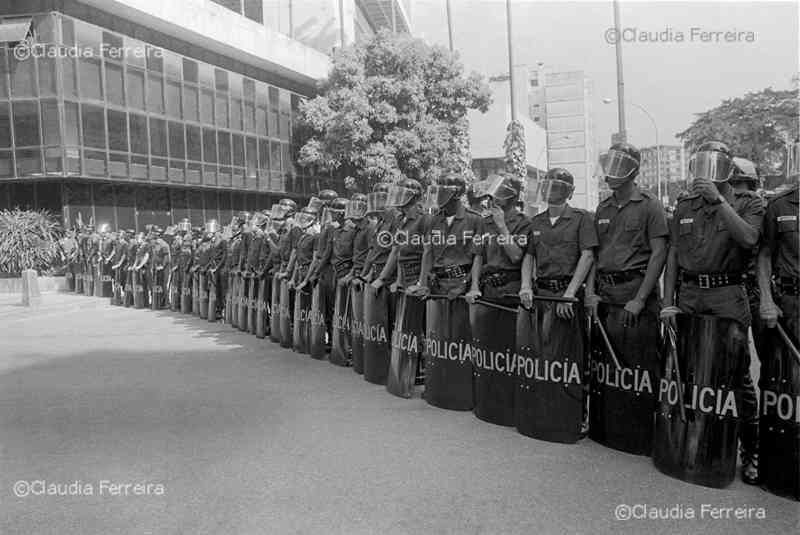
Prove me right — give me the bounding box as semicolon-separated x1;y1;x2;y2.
258;138;268;170
126;67;145;110
40;100;60;146
230;98;242;130
202;128;217;163
244;100;255;132
163;51;181;79
279;90;291;141
147;74;164;114
0;102;10;148
270;141;281;170
232;134;244;166
168;121;185;160
218;131;231;165
182;84;198;121
64;102;80;146
62;58;78;99
246;136;257;175
62;17;76;46
129;113;148;155
0;150;12;178
243;78;255;101
107;109;127;151
186;125;201;161
105;62;125;106
182;59;198;83
0;50;8;99
16;148;42;176
166;79;181;118
215;94;228;128
81;104;106;149
9;55;36;97
281;143;293;175
75;19;102;54
125;37;146;68
244;0;264;23
13;101;40;147
268;86;279;137
149;118;167;157
146;47;163;73
102;32;124;61
256;105;267;136
198;62;214;88
78;58;103;101
38;56;57;96
214;69;228;91
200;88;213;123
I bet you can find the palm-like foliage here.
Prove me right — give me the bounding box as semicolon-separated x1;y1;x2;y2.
0;209;63;275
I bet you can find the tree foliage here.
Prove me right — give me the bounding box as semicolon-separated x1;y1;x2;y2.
0;209;63;275
676;88;799;175
503;119;527;178
298;30;491;190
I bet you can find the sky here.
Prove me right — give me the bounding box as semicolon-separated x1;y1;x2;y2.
409;0;799;152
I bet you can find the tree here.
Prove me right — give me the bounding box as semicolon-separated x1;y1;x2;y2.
297;30;491;191
676;88;799;175
503;119;526;178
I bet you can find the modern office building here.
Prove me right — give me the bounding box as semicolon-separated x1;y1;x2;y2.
638;144;687;203
0;0;410;230
529;67;597;211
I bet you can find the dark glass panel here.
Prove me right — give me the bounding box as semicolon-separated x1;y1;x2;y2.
0;102;10;148
182;58;198;83
168;121;185;160
64;182;92;227
182;84;198;121
202;128;216;163
137;186;171;229
230;98;242;131
232;134;244;166
218;131;231;165
218;190;232;225
126;67;145;110
166;79;181;118
258;138;269;170
40;100;60;146
116;184;137;230
270;140;281;170
147;74;164;114
64;102;80;146
102;31;124;61
186;125;201;161
81;104;106;149
0;49;8;98
214;69;228;91
36;182;62;216
16;148;42;175
0;150;13;177
78;58;103;100
63;58;78;98
215;94;228;128
163;50;181;79
244;0;264;22
38;56;57;96
44;147;63;174
9;55;36;97
13;101;40;147
200;88;213;123
146;47;163;73
105;61;125;106
107;109;127;151
13;182;35;210
246;136;257;177
149;118;167;157
171;188;188;223
129;113;148;155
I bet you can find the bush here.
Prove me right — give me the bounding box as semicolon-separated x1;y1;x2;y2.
0;209;63;275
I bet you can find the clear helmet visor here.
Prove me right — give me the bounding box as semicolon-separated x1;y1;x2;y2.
522;177;547;217
345;199;367;220
602;149;639;179
689;151;734;182
270;204;290;220
424;184;459;210
204;220;219;234
540;178;575;205
485;175;519;202
385;185;418;207
306;197;324;213
295;212;316;228
366;191;388;215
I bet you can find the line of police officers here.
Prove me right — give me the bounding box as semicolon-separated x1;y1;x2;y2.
60;140;799;500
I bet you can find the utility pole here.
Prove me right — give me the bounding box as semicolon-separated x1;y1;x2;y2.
338;0;346;47
506;0;517;122
613;0;627;142
446;0;454;52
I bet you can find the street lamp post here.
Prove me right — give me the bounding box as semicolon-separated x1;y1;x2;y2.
603;98;661;202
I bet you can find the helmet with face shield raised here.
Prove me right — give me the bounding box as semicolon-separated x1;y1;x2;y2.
731;157;759;191
424;174;466;211
689;141;735;183
602;142;641;187
484;173;522;207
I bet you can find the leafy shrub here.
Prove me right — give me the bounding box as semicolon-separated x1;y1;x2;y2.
0;209;63;275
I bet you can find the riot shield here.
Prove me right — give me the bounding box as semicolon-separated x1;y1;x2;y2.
279;280;293;348
293;285;312;354
93;262;102;297
589;302;660;455
350;284;365;374
207;270;218;321
99;262;113;298
757;318;800;500
65;265;75;292
472;301;518;427
329;283;352;366
387;293;425;398
181;270;192;314
74;264;84;294
124;270;134;307
256;275;268;339
248;277;259;335
133;269;145;309
653;314;748;489
84;265;94;296
151;269;164;310
238;273;250;332
270;274;281;343
514;302;587;443
198;272;208;319
191;271;200;315
231;272;240;328
363;285;392;384
424;296;474;411
224;271;234;325
309;283;327;359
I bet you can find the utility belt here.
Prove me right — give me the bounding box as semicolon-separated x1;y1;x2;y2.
333;259;353;277
777;276;800;296
680;270;744;289
597;269;645;287
535;276;571;293
480;269;521;288
433;263;471;280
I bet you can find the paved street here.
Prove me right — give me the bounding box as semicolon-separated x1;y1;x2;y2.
1;293;797;535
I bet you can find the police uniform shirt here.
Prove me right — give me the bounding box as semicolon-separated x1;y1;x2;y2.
528;205;598;279
762;184;799;279
151;238;171;268
396;207;428;266
671;190;764;275
295;230;318;267
425;203;484;269
481;210;530;272
246;231;264;272
209;236;227;269
330;226;355;270
595;185;669;273
351;219;372;272
365;210;399;267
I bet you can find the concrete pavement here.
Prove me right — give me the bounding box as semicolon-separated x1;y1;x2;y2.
0;293;797;534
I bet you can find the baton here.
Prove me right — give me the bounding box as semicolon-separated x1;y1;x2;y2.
776;323;800;366
594;316;623;371
664;323;687;422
